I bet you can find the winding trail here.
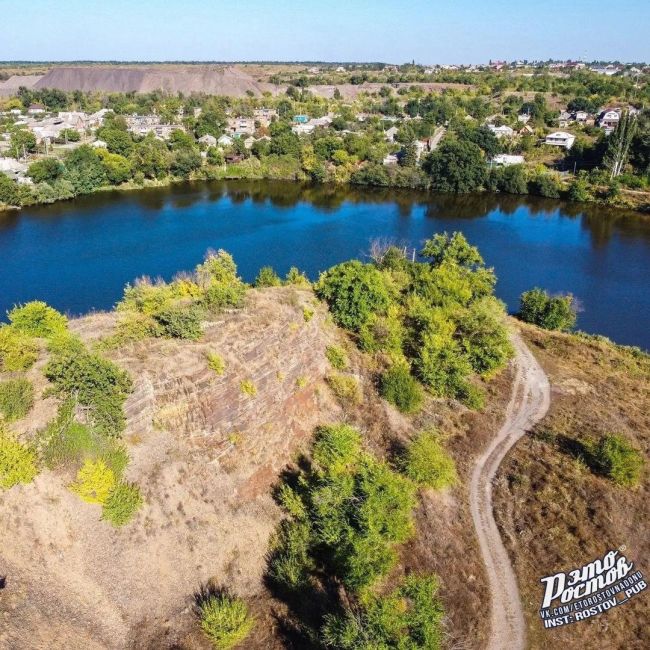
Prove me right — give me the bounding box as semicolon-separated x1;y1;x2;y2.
469;333;551;650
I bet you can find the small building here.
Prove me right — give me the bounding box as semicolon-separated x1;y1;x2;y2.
383;153;399;166
0;157;28;180
558;111;572;128
336;66;346;73
384;126;399;142
487;124;514;138
253;108;277;127
243;136;256;150
573;111;589;123
198;134;217;147
517;113;531;124
545;131;576;149
27;103;46;115
292;123;315;135
217;134;234;147
491;154;525;166
518;124;534;136
598;109;620;133
226;117;255;136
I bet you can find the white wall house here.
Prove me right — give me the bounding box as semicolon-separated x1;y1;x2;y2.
487;124;514;138
491;154;525;166
545;131;576;149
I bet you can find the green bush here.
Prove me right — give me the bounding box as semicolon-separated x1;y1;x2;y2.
45;349;132;436
321;574;444;649
100;312;163;348
316;261;393;332
519;288;577;331
70;458;115;504
403;430;457;489
284;267;311;287
198;591;255;650
456;297;514;376
0;325;39;371
206;352;226;375
379;364;424;414
254;266;282;287
270;424;417;593
102;482;143;526
8;301;68;338
153;303;204;340
325;345;348;370
196;250;247;310
593;434;644;487
0;427;38;489
240;379;257;396
0;378;34;422
326;373;361;405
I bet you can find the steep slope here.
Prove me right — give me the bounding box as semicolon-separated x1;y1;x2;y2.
0;287;341;649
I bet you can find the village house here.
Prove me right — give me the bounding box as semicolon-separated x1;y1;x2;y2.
518;124;534;136
517;113;531;124
487;124;515;138
384;126;399;142
598;109;620;134
545;131;576;149
0;157;29;181
253;108;277;127
558;111;572;128
490;154;525;166
126;114;161;136
573;110;590;123
292;123;315;135
198;134;217;147
27;103;46;115
217;134;234;147
226;117;255;136
383;153;399;166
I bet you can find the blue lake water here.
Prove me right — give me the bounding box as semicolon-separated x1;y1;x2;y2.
1;180;649;349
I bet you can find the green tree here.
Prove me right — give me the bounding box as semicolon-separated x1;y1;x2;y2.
316;261;393;331
518;288;576;331
28;157;64;183
423;139;487;192
64;145;107;194
97;150;132;184
10;129;37;159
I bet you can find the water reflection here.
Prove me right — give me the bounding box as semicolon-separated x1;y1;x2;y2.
1;179;649;348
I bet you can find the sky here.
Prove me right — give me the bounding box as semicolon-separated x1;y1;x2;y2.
1;0;648;63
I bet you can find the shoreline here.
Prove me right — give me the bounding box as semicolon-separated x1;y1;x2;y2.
2;168;650;217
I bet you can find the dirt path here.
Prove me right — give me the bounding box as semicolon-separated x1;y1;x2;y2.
470;333;550;650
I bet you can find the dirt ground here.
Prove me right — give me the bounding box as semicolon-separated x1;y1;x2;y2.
494;323;650;650
0;287;343;650
0;286;523;649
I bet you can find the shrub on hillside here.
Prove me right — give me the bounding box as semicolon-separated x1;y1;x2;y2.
153;303;204;340
254;266;282;287
593;434;644;488
206;352;226;375
326;373;361;405
403;430;457;489
197;590;255;650
315;260;392;332
325;345;348;370
269;424;417;593
45;349;132;436
102;482;143;526
8;301;67;338
379;364;424;414
284;267;311;287
519;288;577;331
321;574;444;649
196;250;247;310
0;428;38;489
0;378;34;422
0;325;39;371
70;458;115;504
